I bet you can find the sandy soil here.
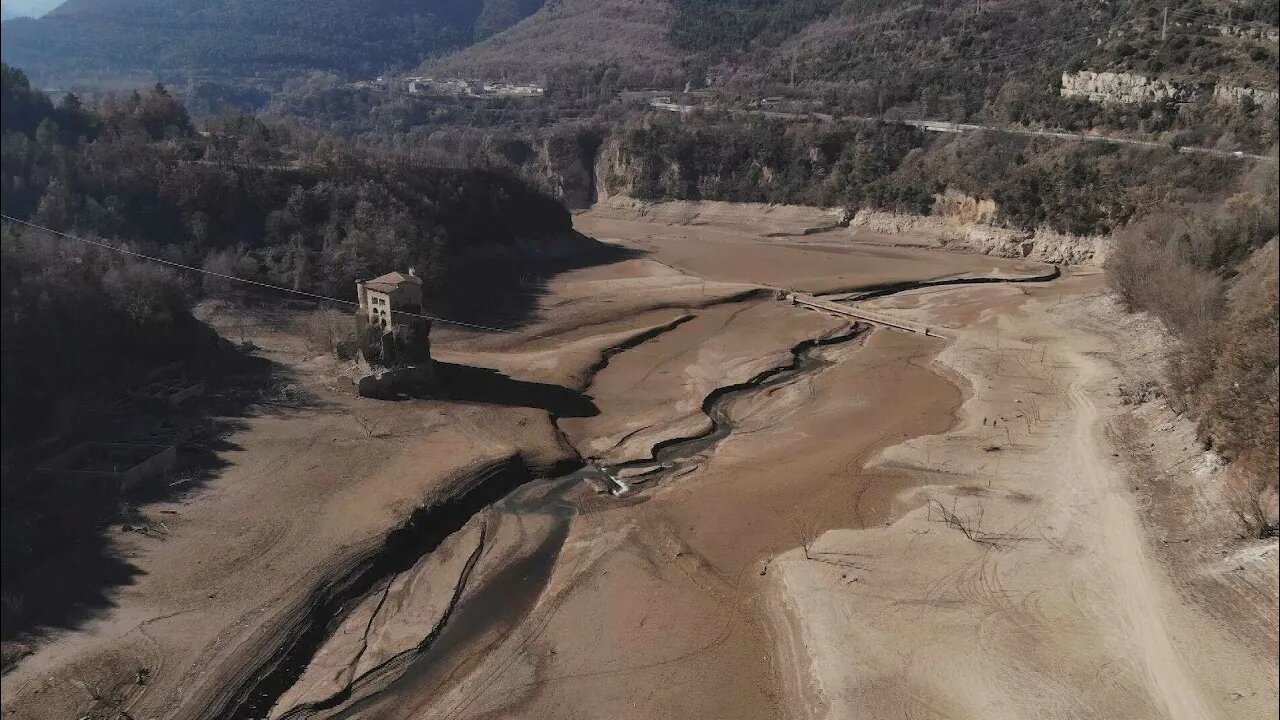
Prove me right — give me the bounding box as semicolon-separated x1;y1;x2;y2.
575;204;1053;294
0;256;768;719
769;272;1278;720
3;204;1274;720
0;317;570;719
557;298;840;464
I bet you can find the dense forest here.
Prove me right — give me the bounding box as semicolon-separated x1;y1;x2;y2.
601;115;935;211
0;64;569;299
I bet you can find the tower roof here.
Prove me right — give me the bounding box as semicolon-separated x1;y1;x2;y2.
363;271;422;292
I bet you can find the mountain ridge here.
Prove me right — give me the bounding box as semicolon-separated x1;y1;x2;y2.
1;0;546;86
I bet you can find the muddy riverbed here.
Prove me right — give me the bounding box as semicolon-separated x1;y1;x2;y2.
20;204;1255;720
246;319;869;718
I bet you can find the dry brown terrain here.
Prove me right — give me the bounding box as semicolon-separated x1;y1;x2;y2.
1;202;1274;720
424;0;677;81
770;274;1278;720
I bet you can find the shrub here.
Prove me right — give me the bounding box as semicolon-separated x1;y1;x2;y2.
1107;187;1279;536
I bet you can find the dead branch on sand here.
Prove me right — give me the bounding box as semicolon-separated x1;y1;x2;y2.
354;414;387;438
793;513;818;560
927;499;1026;550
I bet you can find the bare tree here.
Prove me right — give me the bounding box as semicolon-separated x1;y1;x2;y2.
928;499;1006;548
793;513;817;560
354;414;383;438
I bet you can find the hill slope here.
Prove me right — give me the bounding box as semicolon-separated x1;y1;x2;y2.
423;0;678;82
0;0;545;86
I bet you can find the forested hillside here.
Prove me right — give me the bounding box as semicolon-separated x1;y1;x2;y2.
0;0;545;87
6;0;1276;153
1087;0;1278;86
423;0;679;84
1;62;569;451
1;61;575;625
424;0;1277;149
1107;167;1278;535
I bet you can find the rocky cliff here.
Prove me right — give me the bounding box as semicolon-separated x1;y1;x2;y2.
851;209;1106;265
1060;70;1278;108
1211;83;1280;108
592;132;692;202
535;131;599;210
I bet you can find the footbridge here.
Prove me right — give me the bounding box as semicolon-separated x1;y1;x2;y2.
784;292;938;337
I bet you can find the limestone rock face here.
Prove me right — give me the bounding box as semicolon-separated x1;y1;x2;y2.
1060;70;1278;109
1060;70;1204;105
1211;84;1280;108
537;133;597;209
1208;23;1280;42
851;209;1107;265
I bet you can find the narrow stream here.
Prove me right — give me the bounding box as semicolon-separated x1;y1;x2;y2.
604;322;865;488
228;321;866;719
834;265;1061;302
338;324;870;717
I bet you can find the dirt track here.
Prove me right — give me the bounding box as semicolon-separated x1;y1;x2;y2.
772;274;1277;720
2;203;1275;720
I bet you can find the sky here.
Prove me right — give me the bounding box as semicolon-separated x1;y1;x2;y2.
1;0;65;19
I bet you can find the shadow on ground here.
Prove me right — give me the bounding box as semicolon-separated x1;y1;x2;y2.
388;362;601;418
0;346;322;665
0;229;624;666
440;231;642;329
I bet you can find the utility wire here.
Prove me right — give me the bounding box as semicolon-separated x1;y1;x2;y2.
0;214;524;335
0;214;778;363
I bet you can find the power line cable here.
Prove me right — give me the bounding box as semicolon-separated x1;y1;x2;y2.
0;214;524;335
1;215;787;353
0;214;811;363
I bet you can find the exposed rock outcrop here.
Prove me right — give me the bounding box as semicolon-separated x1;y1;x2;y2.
536;131;599;209
1211;83;1280;108
851;210;1106;265
1060;70;1278;109
1207;23;1280;43
593;132;688;202
1060;70;1205;105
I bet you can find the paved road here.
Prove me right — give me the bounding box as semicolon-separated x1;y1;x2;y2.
653;104;1277;163
901;118;1275;161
